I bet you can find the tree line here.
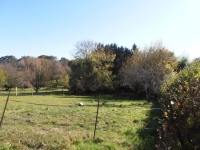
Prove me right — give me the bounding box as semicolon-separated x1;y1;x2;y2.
0;55;70;93
0;40;190;99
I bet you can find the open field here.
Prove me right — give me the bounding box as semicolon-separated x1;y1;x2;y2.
0;89;161;150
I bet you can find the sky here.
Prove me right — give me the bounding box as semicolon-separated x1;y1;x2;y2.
0;0;200;60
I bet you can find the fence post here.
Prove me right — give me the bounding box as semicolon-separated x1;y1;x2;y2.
0;89;11;128
16;86;17;96
93;93;101;138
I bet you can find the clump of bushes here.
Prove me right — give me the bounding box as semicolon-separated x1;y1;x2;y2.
157;62;200;149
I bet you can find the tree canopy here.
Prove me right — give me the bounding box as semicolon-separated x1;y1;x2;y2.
0;41;198;97
121;42;178;100
69;43;116;94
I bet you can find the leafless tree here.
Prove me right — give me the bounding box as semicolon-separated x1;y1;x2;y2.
74;40;97;58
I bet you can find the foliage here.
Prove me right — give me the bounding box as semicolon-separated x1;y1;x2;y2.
48;59;67;87
38;55;57;60
69;58;93;93
191;57;200;64
102;43;134;92
69;43;116;94
17;56;70;92
0;66;7;87
176;56;189;72
0;55;18;66
158;62;200;149
59;74;70;88
1;63;19;89
0;55;70;91
18;57;45;92
121;42;178;100
104;43;134;75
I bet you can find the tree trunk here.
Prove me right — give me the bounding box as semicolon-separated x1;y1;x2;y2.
35;87;39;93
56;79;59;88
146;88;150;102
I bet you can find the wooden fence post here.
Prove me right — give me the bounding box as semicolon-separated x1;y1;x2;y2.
0;89;11;128
93;93;101;138
16;86;17;96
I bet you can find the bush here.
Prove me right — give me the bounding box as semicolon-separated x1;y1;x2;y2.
157;62;200;149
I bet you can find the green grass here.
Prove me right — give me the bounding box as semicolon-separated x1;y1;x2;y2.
0;89;161;150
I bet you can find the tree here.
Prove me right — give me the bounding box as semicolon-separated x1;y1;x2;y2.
132;43;138;51
18;56;71;92
104;43;134;75
0;56;19;89
48;59;65;87
0;65;7;88
121;42;178;101
90;44;116;92
99;43;135;93
59;57;71;88
1;63;19;90
69;58;94;94
38;55;57;60
60;57;70;67
18;57;45;93
69;43;115;94
74;40;97;58
177;56;189;72
0;55;18;66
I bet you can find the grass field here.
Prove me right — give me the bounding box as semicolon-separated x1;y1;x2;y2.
0;89;161;150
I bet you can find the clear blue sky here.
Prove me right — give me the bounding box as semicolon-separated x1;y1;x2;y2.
0;0;200;60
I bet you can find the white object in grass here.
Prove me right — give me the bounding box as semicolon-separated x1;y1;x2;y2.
79;102;84;106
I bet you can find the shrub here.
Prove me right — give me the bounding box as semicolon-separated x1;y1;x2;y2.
157;62;200;149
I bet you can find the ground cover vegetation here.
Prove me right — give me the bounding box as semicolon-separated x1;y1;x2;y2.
0;41;200;149
0;89;160;149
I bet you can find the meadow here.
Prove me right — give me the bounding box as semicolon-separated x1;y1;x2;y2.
0;89;161;150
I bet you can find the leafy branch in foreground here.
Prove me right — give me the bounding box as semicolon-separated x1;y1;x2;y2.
157;62;200;150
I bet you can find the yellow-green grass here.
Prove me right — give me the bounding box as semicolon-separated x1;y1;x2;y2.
0;89;161;150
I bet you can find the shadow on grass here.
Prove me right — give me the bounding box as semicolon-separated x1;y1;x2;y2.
5;93;150;110
74;93;162;149
0;89;145;101
128;100;161;150
70;93;162;149
8;99;73;108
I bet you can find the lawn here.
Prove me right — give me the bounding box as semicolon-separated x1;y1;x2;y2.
0;89;161;150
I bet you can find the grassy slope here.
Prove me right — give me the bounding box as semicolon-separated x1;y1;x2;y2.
0;89;161;150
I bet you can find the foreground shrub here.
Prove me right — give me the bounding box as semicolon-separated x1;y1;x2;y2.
157;62;200;149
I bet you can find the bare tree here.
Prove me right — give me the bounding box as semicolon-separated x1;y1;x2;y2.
74;40;97;58
18;57;45;93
